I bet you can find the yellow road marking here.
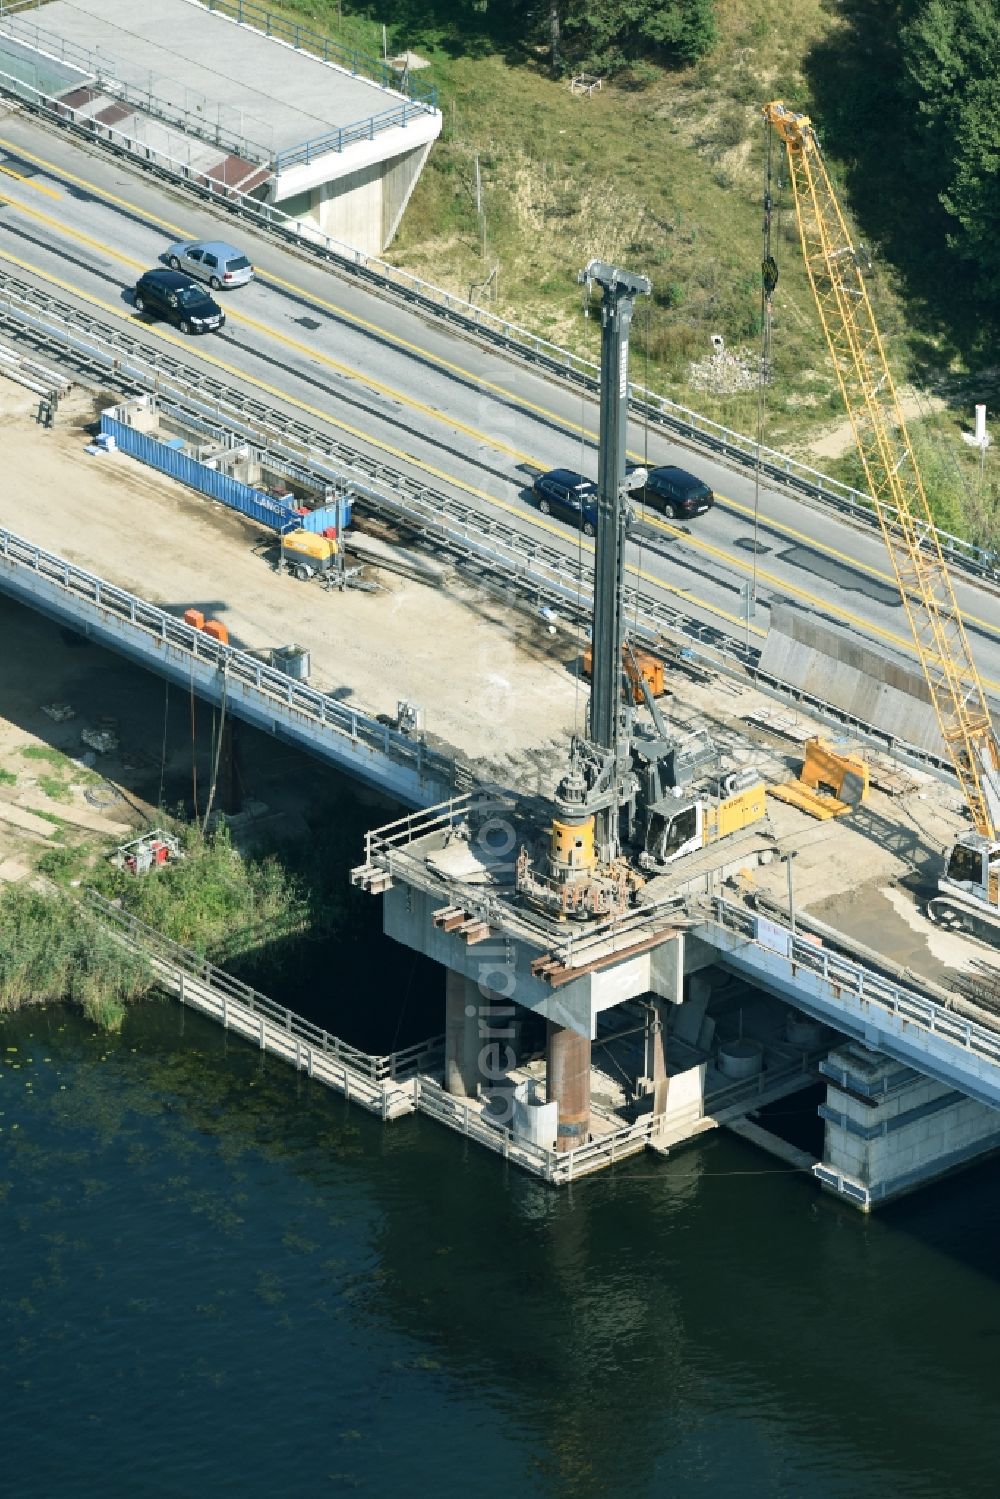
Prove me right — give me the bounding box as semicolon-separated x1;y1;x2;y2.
0;162;60;198
0;179;539;467
0;189;993;673
3;135;997;646
0;241;761;634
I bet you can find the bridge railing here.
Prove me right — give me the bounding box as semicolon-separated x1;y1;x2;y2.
274;103;424;171
0;522;455;791
88;892;444;1083
0;61;992;588
200;0;437;109
711;896;1000;1069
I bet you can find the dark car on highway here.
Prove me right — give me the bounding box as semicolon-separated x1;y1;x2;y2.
635;464;714;520
133;269;225;335
533;468;599;535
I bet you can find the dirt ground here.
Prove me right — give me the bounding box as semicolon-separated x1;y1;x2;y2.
0;379;586;781
0;375;989;988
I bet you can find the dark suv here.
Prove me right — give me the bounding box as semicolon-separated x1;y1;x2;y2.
636;465;714;520
133;269;225;334
533;468;599;535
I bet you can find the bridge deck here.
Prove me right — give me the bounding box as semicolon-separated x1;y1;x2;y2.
14;0;423;156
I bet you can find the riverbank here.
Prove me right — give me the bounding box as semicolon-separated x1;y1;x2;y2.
0;591;437;1044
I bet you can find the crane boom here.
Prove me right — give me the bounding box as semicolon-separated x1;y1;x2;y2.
763;101;1000;842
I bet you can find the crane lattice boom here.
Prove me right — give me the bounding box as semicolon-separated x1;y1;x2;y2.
764;101;1000;840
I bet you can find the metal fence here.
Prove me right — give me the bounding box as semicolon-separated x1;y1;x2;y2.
274;102;427;172
199;0;437;109
0;521;456;793
0;61;993;587
711;897;1000;1071
89;892;442;1116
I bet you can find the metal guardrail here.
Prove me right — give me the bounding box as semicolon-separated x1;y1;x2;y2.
0;60;992;588
711;896;1000;1070
274;103;427;172
200;0;437;110
0;266;758;671
0;265;973;780
0;521;456;790
90;891;444;1085
414;1075;658;1184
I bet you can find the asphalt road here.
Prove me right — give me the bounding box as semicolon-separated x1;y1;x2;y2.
0;112;997;691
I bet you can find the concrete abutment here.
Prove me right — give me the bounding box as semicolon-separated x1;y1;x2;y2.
815;1043;1000;1210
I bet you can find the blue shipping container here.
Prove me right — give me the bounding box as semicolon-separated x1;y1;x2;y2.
101;414;301;533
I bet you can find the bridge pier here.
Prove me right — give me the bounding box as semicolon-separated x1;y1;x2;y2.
815;1043;1000;1210
546;1021;591;1152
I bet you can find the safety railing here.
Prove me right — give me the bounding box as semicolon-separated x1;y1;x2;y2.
0;57;992;584
0;522;456;791
0;260;976;783
413;1075;659;1184
199;0;437;109
89;892;444;1085
0;10;100;78
710;896;1000;1068
274;103;424;172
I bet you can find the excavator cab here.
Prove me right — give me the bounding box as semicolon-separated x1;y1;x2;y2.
930;832;1000;939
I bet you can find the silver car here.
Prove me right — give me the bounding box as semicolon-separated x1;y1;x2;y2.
164;239;254;290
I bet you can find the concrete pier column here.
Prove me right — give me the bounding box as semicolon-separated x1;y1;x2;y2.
816;1043;1000;1210
546;1021;591;1153
644;1000;669;1116
444;969;480;1099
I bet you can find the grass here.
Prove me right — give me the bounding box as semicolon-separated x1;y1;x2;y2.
0;887;152;1032
259;0;997;543
37;774;72;803
0;768;15;787
20;745;73;768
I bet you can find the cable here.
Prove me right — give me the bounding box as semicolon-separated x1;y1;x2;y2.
189;664;199;822
157;677;169;810
201;663;229;834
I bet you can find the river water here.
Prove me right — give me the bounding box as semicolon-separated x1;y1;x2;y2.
3;994;1000;1498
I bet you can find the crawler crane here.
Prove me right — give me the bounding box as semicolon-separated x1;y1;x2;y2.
764;101;1000;943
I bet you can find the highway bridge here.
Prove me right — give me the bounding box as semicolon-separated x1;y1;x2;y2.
0;113;997;704
1;97;1000;1207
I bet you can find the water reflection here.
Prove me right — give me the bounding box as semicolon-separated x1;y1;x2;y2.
3;999;1000;1498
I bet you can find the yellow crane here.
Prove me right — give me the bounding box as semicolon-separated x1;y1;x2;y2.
763;100;1000;943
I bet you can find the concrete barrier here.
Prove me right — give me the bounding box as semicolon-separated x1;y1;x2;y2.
758;604;944;756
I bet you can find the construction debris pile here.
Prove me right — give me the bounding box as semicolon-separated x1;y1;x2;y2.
687;344;767;395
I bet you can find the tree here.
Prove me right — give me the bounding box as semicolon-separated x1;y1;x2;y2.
900;0;1000;300
558;0;716;73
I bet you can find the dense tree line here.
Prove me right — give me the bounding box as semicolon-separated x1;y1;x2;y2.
899;0;1000;301
360;0;716;70
547;0;716;71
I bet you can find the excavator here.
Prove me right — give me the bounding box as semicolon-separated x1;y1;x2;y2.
763;101;1000;944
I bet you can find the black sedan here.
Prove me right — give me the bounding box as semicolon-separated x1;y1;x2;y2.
133;269;225;334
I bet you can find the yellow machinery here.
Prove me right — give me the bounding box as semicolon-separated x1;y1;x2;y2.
765;101;1000;940
282;528;339;581
770;737;869;821
641;772;766;869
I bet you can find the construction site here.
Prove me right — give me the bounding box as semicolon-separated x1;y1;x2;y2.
0;44;997;1213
